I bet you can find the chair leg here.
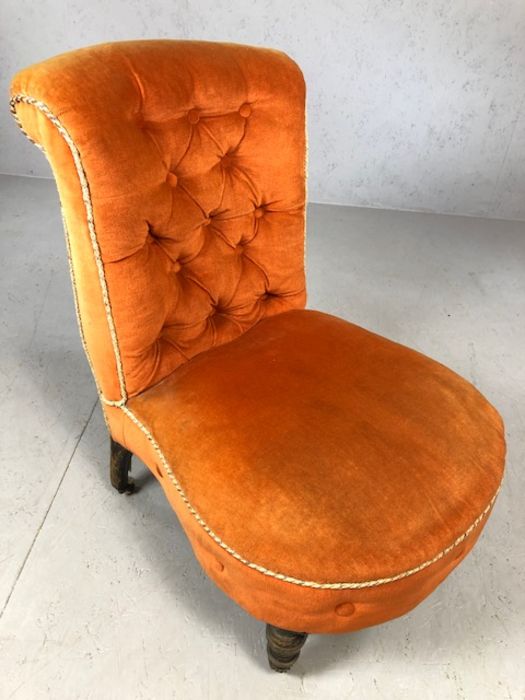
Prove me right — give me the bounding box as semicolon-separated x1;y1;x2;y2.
110;437;135;494
266;624;308;672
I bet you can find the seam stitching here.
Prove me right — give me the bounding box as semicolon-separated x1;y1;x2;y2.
120;403;499;590
10;93;127;402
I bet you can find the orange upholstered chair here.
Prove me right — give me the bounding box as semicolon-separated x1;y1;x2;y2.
10;40;505;672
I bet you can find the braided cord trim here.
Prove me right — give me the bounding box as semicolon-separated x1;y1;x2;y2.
10;94;127;402
121;403;499;590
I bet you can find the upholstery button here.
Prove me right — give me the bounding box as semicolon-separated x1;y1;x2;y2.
335;602;355;617
166;172;178;187
239;103;252;118
254;207;265;219
203;217;211;227
214;559;225;573
187;108;200;124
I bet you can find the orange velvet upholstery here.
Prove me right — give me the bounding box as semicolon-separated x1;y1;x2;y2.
11;40;505;636
11;40;306;402
106;309;504;632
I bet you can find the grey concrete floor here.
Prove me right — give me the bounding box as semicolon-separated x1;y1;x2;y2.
0;173;523;699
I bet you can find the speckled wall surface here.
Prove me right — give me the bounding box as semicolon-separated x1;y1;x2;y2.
2;0;524;219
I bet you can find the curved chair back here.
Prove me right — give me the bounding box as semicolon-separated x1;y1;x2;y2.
10;41;307;403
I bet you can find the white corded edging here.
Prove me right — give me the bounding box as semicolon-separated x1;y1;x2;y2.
122;404;499;590
10;91;499;590
61;212;111;424
61;211;101;392
10;93;128;403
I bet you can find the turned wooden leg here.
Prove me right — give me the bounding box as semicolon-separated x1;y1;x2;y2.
266;624;308;672
110;437;135;494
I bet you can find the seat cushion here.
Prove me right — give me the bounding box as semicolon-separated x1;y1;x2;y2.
109;309;505;632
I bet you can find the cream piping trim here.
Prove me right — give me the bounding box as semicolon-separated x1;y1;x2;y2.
121;403;500;590
10;92;499;591
10;94;127;402
61;211;100;387
101;396;127;407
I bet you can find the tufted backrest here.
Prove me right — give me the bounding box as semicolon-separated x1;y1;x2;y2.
10;40;306;403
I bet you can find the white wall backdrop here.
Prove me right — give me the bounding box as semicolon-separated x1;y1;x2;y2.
1;0;524;219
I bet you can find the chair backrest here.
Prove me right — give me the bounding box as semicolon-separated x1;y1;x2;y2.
10;40;306;403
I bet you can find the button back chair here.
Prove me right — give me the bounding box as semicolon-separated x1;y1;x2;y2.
10;40;505;672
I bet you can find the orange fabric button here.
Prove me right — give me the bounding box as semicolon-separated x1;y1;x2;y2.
335;602;356;617
166;172;178;187
203;217;212;226
239;103;252;118
254;207;265;219
187;108;200;124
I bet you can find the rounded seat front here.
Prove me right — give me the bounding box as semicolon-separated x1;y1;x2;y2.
121;309;505;632
10;39;507;661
